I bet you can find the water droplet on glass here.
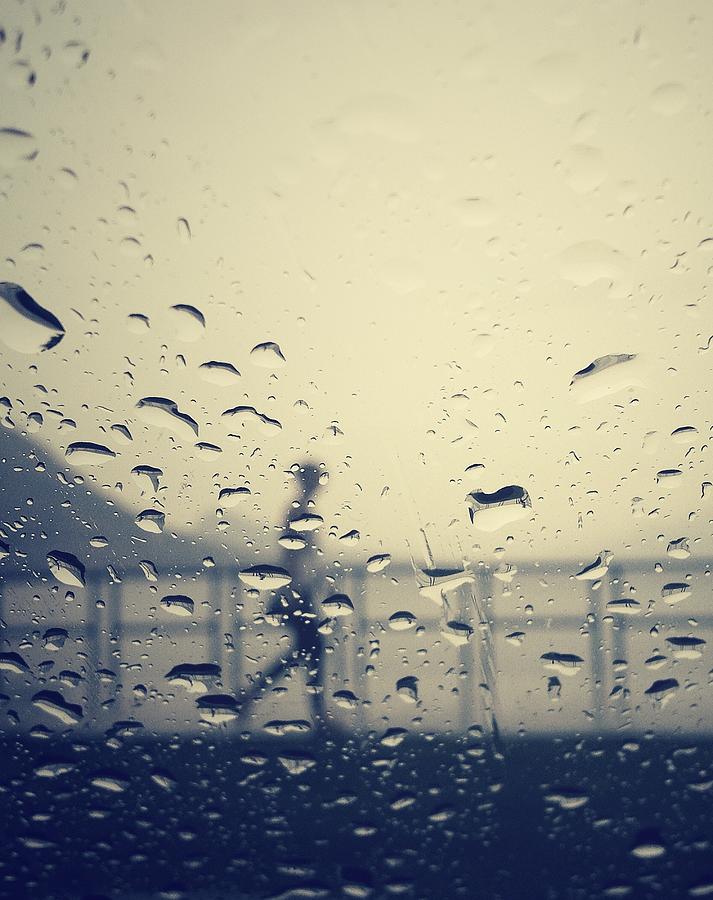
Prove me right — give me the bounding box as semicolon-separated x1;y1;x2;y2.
65;441;116;466
168;304;205;341
249;341;286;368
176;217;192;243
366;553;391;573
466;485;531;532
0;282;64;353
32;690;83;725
46;551;85;587
135;509;165;534
198;360;241;385
574;550;613;580
238;565;292;590
321;594;354;617
569;354;640;403
136;397;199;439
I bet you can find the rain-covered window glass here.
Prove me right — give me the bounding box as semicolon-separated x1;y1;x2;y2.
2;2;713;898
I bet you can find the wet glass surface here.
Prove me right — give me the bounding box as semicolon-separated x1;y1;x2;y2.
2;2;713;898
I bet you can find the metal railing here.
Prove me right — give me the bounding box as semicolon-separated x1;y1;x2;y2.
1;556;711;738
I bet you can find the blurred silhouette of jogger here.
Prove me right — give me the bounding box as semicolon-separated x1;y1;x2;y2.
238;461;325;727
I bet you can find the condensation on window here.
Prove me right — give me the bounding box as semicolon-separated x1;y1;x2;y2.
1;2;713;898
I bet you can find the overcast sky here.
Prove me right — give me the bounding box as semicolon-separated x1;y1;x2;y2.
2;0;712;576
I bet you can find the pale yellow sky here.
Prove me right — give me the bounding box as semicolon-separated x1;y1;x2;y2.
2;0;712;574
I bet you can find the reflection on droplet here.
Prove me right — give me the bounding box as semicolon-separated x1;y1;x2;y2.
222;405;282;435
238;565;292;590
43;628;68;651
574;550;612;580
0;652;30;675
47;551;86;588
139;560;158;581
195;441;222;459
656;468;683;486
570;354;640;402
132;465;163;493
65;441;116;466
333;690;359;710
34;762;76;779
544;788;588;810
671;425;697;444
665;636;705;660
120;236;142;257
667;537;690;559
135;509;165;533
540;652;584;677
466;485;531;532
197;694;240;724
136;397;199;439
631;829;667;858
366;553;391;573
606;598;641;615
289;513;324;532
111;423;133;444
127;312;150;333
277;752;317;775
441;620;473;646
279;532;307;550
250;341;286;367
218;486;251;507
160;595;194;617
644;678;679;706
661;582;691;605
0;283;65;353
389;611;417;631
166;663;221;693
177;217;192;242
396;676;419;704
198;360;241;385
417;565;476;600
32;690;83;725
321;594;354;617
169;304;205;341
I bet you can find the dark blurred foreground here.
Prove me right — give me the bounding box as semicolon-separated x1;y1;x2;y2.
1;731;713;900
